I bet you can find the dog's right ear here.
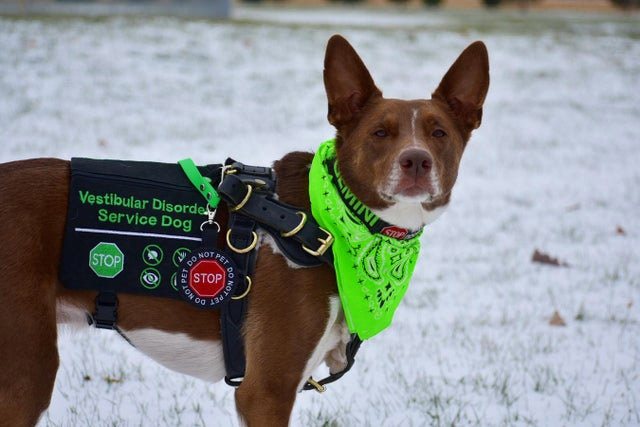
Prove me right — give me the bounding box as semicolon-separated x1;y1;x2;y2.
324;35;382;128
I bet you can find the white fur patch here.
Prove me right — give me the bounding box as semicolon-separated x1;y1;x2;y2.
56;299;90;326
55;300;226;382
373;203;448;230
324;319;351;374
260;231;304;270
411;108;420;147
296;295;343;391
123;328;226;382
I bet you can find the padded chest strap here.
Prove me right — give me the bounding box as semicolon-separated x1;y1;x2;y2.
218;173;334;267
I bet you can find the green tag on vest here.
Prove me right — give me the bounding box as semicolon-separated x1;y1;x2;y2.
309;140;422;340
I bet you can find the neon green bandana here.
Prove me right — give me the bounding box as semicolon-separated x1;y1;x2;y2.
309;140;422;340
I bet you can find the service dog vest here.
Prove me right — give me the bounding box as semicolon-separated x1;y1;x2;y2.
60;158;221;300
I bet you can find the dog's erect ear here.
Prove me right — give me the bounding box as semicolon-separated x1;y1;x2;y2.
432;41;489;132
324;35;382;128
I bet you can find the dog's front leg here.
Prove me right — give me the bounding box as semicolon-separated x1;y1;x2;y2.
234;247;337;426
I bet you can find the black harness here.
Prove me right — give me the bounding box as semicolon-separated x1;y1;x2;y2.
216;160;361;391
60;157;361;392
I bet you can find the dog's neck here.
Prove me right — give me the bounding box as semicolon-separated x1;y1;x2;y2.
373;202;448;231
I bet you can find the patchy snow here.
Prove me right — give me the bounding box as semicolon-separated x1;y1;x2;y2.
1;6;639;426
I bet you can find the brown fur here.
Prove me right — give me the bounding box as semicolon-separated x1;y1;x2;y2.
0;35;489;426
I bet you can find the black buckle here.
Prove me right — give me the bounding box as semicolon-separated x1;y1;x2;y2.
230;161;275;181
223;159;277;192
92;292;118;330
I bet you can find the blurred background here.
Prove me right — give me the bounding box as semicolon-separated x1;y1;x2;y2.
1;0;639;16
1;0;639;426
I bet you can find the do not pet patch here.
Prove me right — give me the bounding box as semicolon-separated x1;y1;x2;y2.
177;247;238;310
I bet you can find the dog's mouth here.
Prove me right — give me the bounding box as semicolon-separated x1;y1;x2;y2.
396;181;435;199
380;185;438;205
381;175;440;205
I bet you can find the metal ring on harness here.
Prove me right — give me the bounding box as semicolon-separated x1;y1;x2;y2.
281;211;307;237
230;184;253;212
226;229;259;254
231;276;252;300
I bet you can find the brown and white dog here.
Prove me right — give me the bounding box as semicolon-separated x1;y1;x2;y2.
0;35;488;426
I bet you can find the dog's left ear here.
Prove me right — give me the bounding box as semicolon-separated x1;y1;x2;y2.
432;41;490;132
324;35;382;128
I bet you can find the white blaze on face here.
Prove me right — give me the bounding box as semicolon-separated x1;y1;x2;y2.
413;108;443;200
411;108;420;148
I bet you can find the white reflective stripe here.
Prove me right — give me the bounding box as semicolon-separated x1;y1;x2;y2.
74;227;202;242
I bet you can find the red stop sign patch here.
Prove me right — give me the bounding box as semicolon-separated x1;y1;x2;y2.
381;226;408;240
189;259;226;298
176;247;238;310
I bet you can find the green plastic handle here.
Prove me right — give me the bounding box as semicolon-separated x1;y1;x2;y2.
178;158;220;209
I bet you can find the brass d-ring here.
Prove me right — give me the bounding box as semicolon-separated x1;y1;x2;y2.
231;276;252;300
230;185;253;212
307;377;326;393
226;229;258;254
281;211;307;237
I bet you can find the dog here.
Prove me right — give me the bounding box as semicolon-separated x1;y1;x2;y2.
0;35;488;426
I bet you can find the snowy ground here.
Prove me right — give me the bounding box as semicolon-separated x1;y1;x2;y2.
1;6;640;426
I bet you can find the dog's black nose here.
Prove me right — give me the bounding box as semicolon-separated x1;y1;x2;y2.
399;149;432;178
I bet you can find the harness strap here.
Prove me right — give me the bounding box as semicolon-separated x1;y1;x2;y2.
221;213;258;385
224;160;277;190
218;159;276;385
302;334;362;391
88;291;135;347
218;174;334;265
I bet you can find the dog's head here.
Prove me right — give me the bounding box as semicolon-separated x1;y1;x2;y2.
324;35;489;230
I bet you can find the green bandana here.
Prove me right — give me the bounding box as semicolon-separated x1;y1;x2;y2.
309;140;422;340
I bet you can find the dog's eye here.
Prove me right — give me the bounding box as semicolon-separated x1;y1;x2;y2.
374;129;387;138
432;129;446;138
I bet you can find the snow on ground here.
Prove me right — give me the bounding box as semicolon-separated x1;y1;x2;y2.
1;6;639;426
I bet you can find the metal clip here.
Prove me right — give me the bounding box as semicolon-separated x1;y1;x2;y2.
306;377;326;393
200;205;220;232
206;205;216;224
220;165;238;186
